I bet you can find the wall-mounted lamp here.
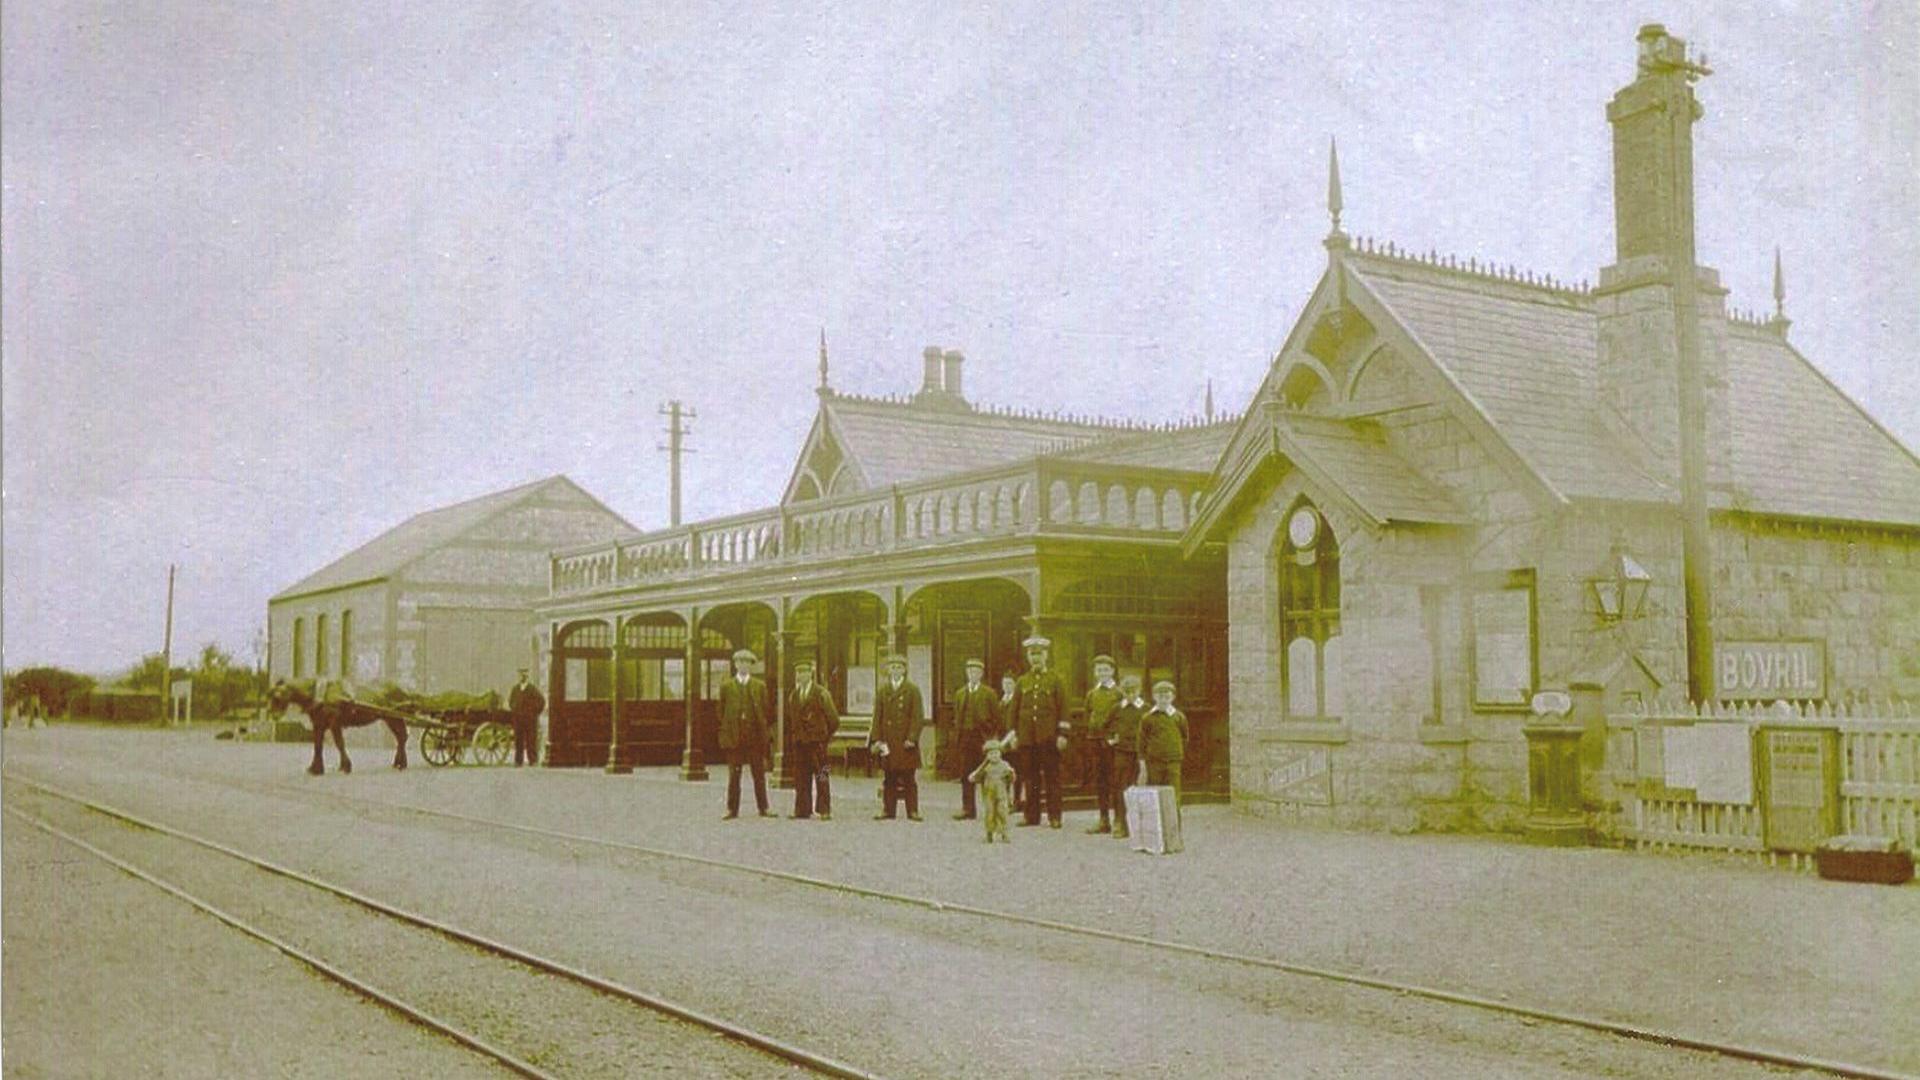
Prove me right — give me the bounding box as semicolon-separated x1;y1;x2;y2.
1588;551;1651;621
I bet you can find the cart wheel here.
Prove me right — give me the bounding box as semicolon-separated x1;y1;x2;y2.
472;722;512;766
420;726;457;767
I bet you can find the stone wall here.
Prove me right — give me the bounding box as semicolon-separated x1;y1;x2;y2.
267;580;390;684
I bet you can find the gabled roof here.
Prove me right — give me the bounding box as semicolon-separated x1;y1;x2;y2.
272;475;630;601
1053;418;1238;472
821;393;1117;488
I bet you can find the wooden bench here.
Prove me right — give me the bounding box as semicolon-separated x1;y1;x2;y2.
828;715;875;776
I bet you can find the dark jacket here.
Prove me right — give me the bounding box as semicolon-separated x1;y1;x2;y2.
1140;706;1188;764
508;681;545;721
950;682;1001;752
1083;682;1122;740
787;681;840;745
717;675;771;751
1108;697;1147;755
871;676;924;771
1011;668;1069;748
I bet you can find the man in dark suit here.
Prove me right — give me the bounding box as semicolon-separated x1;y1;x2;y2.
869;653;924;821
507;668;545;767
717;647;773;819
786;659;840;820
1012;636;1070;828
950;658;1000;820
1013;638;1075;822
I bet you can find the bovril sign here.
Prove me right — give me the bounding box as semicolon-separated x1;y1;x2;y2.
1716;640;1825;702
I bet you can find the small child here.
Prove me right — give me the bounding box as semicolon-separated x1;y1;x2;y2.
968;739;1018;843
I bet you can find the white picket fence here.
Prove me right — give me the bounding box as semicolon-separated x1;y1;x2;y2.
1604;697;1920;860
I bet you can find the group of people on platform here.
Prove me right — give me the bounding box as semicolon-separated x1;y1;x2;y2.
711;635;1189;842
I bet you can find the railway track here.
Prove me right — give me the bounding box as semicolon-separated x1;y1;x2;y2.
10;760;1915;1080
3;780;885;1080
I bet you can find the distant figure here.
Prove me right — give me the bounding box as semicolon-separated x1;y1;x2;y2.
718;648;773;819
968;739;1017;843
950;658;1000;821
870;653;924;821
786;659;839;820
507;669;545;767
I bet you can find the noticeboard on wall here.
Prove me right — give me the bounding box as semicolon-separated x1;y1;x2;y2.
1760;726;1840;853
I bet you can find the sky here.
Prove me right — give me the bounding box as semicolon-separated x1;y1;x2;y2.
4;1;1917;675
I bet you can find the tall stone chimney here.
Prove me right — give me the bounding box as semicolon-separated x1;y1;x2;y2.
1593;23;1728;482
942;349;966;403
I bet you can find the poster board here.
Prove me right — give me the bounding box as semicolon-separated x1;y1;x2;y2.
845;666;876;717
1760;726;1839;853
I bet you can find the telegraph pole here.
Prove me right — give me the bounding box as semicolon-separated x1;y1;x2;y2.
659;401;696;527
1647;29;1717;702
160;564;177;724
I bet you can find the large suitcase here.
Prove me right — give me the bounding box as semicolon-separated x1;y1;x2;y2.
1125;785;1183;854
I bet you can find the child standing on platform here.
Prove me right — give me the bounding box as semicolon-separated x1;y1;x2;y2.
968;739;1017;843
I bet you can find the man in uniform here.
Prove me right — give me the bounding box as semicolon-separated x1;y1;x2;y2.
1106;673;1147;840
1011;636;1069;828
786;659;839;820
718;648;773;819
870;653;924;820
507;668;544;767
950;658;1000;820
1082;654;1123;834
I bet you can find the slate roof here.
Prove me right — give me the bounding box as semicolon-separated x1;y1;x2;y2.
822;393;1134;488
272;476;611;601
1054;419;1238;472
1344;252;1920;527
1275;413;1469;525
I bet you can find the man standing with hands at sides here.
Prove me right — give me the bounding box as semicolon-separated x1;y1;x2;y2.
1082;655;1123;834
950;658;1001;820
1106;674;1147;840
718;648;773;820
507;668;544;768
787;660;839;820
1011;636;1070;829
870;653;924;821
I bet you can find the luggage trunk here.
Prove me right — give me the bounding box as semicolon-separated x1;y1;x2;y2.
1125;785;1183;854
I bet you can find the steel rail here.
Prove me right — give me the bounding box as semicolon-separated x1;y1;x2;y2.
3;803;559;1080
291;779;1919;1080
7;779;886;1080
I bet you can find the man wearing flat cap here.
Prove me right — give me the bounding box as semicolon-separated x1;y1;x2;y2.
950;657;1000;820
870;653;925;820
1011;635;1070;828
718;648;773;819
786;659;839;820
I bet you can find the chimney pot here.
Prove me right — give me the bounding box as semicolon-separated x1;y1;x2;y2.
922;346;943;394
942;349;965;402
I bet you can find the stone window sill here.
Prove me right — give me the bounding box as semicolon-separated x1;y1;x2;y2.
1261;721;1351;744
1418;724;1470;744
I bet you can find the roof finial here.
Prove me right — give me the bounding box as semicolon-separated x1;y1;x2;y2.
1327;136;1344;235
1205;378;1215;421
817;327;830;393
1772;247;1785;319
1769;247;1792;337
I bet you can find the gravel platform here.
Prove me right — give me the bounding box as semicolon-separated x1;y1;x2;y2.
8;727;1893;1078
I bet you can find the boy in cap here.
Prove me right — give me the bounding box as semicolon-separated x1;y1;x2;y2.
786;659;839;820
1140;679;1189;817
870;653;925;820
967;739;1018;843
717;648;773;819
1082;654;1122;834
950;657;1000;820
1106;673;1147;840
1011;635;1070;828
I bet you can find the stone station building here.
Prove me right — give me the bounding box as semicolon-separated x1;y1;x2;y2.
1184;26;1920;831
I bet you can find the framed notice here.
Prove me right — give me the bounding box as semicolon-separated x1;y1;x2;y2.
845;666;875;716
1469;571;1537;709
1759;726;1839;853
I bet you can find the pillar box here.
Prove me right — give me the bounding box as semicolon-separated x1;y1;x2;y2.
1523;690;1590;846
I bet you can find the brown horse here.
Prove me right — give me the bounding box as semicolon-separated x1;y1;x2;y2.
266;680;409;775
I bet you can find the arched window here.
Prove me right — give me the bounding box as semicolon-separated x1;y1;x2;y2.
339;610;353;681
315;613;330;676
1278;502;1341;720
292;618;306;678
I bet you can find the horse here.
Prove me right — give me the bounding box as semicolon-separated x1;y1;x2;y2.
266;679;409;775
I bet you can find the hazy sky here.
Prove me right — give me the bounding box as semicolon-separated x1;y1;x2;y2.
5;1;1917;674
